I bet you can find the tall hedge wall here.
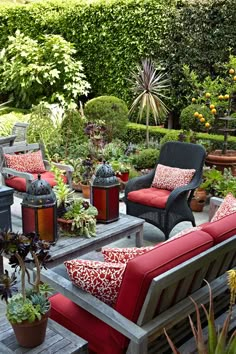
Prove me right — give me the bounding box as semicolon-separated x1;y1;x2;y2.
0;0;236;118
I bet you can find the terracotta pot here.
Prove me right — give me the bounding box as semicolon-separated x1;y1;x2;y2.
205;150;236;176
81;184;91;199
72;181;82;192
190;189;207;212
11;309;50;348
116;171;129;182
57;218;73;233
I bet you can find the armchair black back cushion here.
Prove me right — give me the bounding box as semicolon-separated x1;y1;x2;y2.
124;142;206;239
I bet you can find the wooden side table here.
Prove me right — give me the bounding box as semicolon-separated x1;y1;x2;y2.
0;316;88;353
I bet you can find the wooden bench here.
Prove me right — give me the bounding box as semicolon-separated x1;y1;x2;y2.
40;235;236;354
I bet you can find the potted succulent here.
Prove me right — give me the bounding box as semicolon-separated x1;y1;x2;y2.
57;198;98;237
80;156;96;199
0;231;52;348
110;159;131;182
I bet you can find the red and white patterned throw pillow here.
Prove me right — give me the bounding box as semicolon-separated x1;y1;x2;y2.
64;259;126;306
102;246;154;264
211;193;236;222
4;150;46;174
152;164;196;191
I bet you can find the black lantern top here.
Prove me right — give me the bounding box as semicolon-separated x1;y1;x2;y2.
22;174;57;207
92;162;119;186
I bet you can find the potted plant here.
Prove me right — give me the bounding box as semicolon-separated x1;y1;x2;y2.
80;156;96;199
110;159;131;182
0;231;52;348
57;198;98;237
66;158;83;191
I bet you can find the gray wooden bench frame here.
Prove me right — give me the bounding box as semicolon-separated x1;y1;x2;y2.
0;142;73;195
40;235;236;354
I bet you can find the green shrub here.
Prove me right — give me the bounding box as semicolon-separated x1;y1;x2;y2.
159;130;180;145
84;96;128;142
60;108;87;156
180;104;213;131
131;148;159;170
0;111;29;135
0;30;90;108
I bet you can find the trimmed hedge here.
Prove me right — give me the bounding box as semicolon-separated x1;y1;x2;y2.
126;123;236;150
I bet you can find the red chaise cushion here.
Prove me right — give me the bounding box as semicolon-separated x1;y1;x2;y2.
49;229;213;354
127;187;171;208
5;171;67;192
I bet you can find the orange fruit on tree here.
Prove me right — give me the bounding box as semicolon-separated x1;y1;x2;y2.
194;111;199;117
209;104;215;109
218;95;224;100
200;117;205;123
211;108;217;115
224;94;230;100
205;122;210;128
198;114;203;119
229;68;235;75
192;98;196;103
234;76;236;81
205;92;211;98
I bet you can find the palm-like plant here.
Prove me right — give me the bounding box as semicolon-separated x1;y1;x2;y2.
129;58;169;146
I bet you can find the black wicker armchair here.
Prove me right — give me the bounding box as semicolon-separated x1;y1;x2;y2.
124;142;206;239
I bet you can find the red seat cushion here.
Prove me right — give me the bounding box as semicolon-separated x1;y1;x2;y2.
49;294;121;354
49;230;213;354
201;212;236;244
127;188;171;208
5;171;67;192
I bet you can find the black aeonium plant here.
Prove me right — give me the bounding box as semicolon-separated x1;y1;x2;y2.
0;230;51;304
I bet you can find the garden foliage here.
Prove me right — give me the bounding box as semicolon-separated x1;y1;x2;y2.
0;0;236;116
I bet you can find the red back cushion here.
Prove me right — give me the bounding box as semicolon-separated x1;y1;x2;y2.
201;212;236;244
127;188;171;208
152;164;195;190
115;230;213;322
4;150;46;173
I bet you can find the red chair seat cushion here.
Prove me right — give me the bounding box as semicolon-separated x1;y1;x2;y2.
5;171;67;192
127;188;171;208
49;294;121;354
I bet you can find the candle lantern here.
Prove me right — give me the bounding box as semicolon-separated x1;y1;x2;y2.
91;162;120;223
21;174;58;243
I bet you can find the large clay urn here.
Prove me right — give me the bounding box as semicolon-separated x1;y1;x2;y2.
205;150;236;176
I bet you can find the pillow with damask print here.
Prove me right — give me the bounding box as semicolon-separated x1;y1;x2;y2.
64;259;126;306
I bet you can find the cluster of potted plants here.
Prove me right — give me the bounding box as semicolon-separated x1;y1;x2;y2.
0;230;52;348
52;165;98;237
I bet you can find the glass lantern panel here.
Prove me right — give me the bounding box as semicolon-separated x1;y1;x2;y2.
37;207;54;242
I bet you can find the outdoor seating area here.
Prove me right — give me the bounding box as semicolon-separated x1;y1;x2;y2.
0;0;236;353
